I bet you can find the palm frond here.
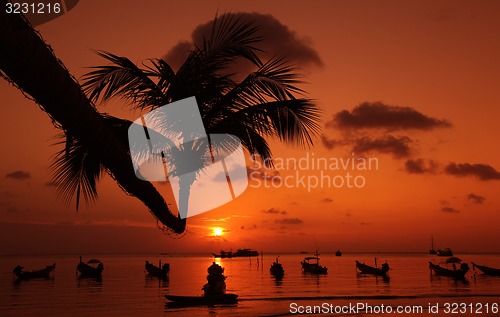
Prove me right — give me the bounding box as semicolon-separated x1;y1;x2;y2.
210;99;322;148
237;128;273;166
206;57;307;125
50;134;104;210
81;51;165;110
173;12;263;92
146;58;176;97
248;56;305;100
163;51;236;107
203;12;263;69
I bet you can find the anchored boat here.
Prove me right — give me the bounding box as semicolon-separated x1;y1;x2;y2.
211;248;259;258
301;250;327;274
77;257;104;278
429;261;469;279
270;257;284;278
472;262;500;276
145;260;170;279
356;260;390;277
13;263;56;280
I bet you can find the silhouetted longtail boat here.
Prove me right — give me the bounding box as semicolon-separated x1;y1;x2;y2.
436;248;453;257
211;248;258;258
429;262;469;279
77;257;104;278
13;264;55;280
145;260;169;278
472;262;500;276
270;257;284;278
301;250;327;274
356;260;390;277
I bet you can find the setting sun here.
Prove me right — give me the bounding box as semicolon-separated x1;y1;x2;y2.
212;227;223;237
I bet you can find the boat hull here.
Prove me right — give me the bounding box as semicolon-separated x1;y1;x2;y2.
429;262;468;279
13;264;56;280
270;264;284;277
472;263;500;277
145;262;169;278
165;294;238;306
77;262;103;278
301;263;328;274
212;249;259;258
355;261;389;277
436;249;453;257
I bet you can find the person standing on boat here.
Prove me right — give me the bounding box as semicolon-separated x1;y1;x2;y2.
202;262;226;296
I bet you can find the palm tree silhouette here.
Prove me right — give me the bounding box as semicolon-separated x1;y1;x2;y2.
0;8;185;233
82;14;321;219
0;10;321;233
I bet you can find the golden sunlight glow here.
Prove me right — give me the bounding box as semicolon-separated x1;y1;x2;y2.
212;227;223;236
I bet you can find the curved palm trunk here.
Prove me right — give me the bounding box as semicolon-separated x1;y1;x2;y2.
179;176;194;218
0;8;185;233
177;174;196;219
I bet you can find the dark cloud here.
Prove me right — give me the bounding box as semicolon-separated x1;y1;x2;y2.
320;135;341;150
240;224;258;230
163;12;323;72
322;133;416;158
441;207;460;213
320;134;354;150
200;217;230;222
440;200;450;206
272;226;288;234
327;102;452;131
404;158;439;174
359;222;372;226
5;170;31;180
321;198;333;203
213;164;248;182
275;218;303;225
467;193;485;204
352;135;413;159
248;169;281;185
262;208;287;215
45;181;58;187
444;162;500;181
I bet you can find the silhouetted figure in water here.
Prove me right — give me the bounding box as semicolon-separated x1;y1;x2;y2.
202;262;226;296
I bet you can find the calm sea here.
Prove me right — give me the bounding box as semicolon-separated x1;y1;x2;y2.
0;253;499;316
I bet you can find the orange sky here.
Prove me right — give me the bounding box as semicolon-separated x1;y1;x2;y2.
1;0;499;254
